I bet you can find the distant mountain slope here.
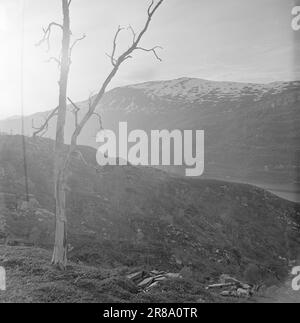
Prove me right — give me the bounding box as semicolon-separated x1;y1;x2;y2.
0;135;299;287
1;78;299;199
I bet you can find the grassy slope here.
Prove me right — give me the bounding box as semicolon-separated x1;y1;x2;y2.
0;135;299;302
1;246;298;303
0;246;229;303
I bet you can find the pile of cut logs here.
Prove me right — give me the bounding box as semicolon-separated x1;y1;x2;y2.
127;270;182;292
206;274;254;298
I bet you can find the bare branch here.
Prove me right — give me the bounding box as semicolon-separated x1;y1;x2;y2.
36;22;63;52
67;97;81;128
88;93;94;110
70;34;86;58
67;97;80;112
92;112;103;131
32;118;49;138
105;53;117;66
128;25;137;44
68;0;72;7
73;0;164;142
148;0;155;15
63;0;165;172
133;0;164;46
32;107;59;137
46;56;61;68
136;46;163;61
105;0;164;68
87;94;103;131
108;26;125;66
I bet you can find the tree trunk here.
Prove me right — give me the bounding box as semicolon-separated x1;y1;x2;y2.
51;170;67;268
50;0;164;269
52;0;71;269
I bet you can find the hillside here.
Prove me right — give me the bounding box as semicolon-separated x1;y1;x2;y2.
0;135;299;303
0;245;246;303
0;78;299;201
1;245;299;303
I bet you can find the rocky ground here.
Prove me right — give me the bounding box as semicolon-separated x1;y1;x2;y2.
0;246;226;303
0;246;299;303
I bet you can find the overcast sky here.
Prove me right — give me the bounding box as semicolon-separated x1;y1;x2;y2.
0;0;298;119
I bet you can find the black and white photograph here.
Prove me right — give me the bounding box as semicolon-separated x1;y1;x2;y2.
0;0;299;306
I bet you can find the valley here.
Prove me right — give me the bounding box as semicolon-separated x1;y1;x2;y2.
0;0;298;305
0;78;299;302
1;77;298;200
0;135;299;302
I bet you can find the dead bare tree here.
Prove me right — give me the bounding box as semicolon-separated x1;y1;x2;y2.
34;0;165;269
35;0;85;268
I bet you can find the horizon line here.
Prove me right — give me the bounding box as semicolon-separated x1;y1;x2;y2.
1;76;299;121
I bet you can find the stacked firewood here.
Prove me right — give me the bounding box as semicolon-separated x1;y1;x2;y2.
127;270;182;292
206;274;254;298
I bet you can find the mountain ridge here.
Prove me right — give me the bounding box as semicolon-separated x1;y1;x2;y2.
0;77;299;201
1;77;299;122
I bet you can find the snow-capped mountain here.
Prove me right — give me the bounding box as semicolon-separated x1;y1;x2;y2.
1;77;299;200
128;77;293;103
99;77;300;113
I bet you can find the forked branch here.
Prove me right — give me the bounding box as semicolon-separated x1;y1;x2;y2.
69;0;165;154
92;112;103;131
136;46;163;61
106;0;164;67
36;22;63;51
70;34;86;60
32;107;59;137
67;97;80;128
46;56;61;68
106;26;125;66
